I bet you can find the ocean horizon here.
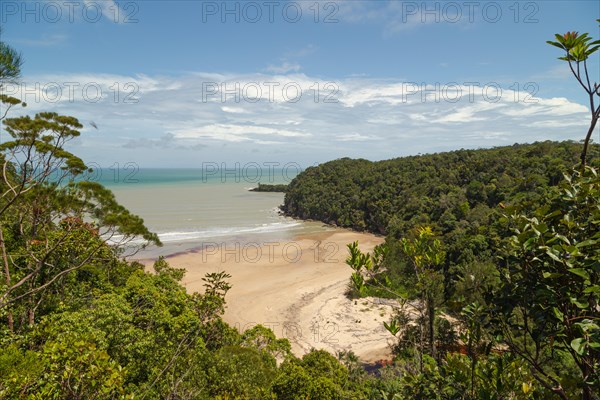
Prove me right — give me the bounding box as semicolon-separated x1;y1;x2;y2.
94;168;332;258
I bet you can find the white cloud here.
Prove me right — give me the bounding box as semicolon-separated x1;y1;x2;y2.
3;70;591;166
499;97;587;117
172;123;310;143
266;62;301;74
221;106;250;114
434;108;486;123
334;0;474;35
336;133;378;141
525;119;588;129
81;0;134;24
13;33;67;47
433;102;506;124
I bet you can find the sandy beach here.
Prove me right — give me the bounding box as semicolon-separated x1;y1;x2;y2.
149;228;396;362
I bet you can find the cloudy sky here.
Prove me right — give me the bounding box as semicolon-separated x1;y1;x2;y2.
1;0;598;168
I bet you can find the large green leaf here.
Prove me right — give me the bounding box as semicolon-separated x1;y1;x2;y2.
571;337;586;355
568;268;591;281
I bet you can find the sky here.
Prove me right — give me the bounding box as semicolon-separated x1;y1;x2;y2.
1;0;599;168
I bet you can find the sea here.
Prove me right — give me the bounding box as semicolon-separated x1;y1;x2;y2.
91;168;332;259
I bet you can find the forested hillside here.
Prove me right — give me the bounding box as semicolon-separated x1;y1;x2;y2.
284;142;599;269
284;141;598;235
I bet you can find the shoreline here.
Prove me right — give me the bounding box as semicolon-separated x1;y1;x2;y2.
142;226;394;362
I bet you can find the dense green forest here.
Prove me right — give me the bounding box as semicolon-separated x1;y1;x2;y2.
283;141;598;289
284;141;598;235
1;24;599;400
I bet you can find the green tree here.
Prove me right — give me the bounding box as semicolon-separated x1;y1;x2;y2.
494;168;600;399
399;227;446;361
0;38;160;332
0;112;160;330
547;21;600;167
0;28;26;121
241;324;292;361
271;350;351;400
0;27;22;86
483;23;600;400
206;345;277;399
271;362;315;400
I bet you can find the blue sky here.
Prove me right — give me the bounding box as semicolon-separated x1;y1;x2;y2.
1;0;599;167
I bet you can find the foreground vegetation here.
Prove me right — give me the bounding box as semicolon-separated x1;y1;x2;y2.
1;23;599;400
342;166;599;399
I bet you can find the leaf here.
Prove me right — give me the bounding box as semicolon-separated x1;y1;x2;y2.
546;210;563;218
351;272;364;292
552;307;564;320
543;272;564;279
554;234;571;245
571;338;586;355
536;223;549;233
384;321;400;336
384;276;392;288
545;249;562;262
583;285;600;295
568;268;590;281
576;239;597;248
547;40;565;50
571;298;589;309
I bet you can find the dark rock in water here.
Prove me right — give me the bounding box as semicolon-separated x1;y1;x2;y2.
250;183;288;192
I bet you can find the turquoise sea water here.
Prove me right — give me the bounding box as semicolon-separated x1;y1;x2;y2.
94;168;330;258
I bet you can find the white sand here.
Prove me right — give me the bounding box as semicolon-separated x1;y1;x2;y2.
153;229;396;362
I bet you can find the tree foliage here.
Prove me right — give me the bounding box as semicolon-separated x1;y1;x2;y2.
493;167;600;399
547;20;600;167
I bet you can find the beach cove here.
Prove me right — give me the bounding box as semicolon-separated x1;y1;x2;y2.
142;228;394;362
107;170;395;361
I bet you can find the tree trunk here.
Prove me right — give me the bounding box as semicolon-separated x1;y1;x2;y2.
28;306;34;326
427;293;436;358
580;112;598;168
7;311;14;332
0;224;14;332
581;362;597;400
27;283;35;326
